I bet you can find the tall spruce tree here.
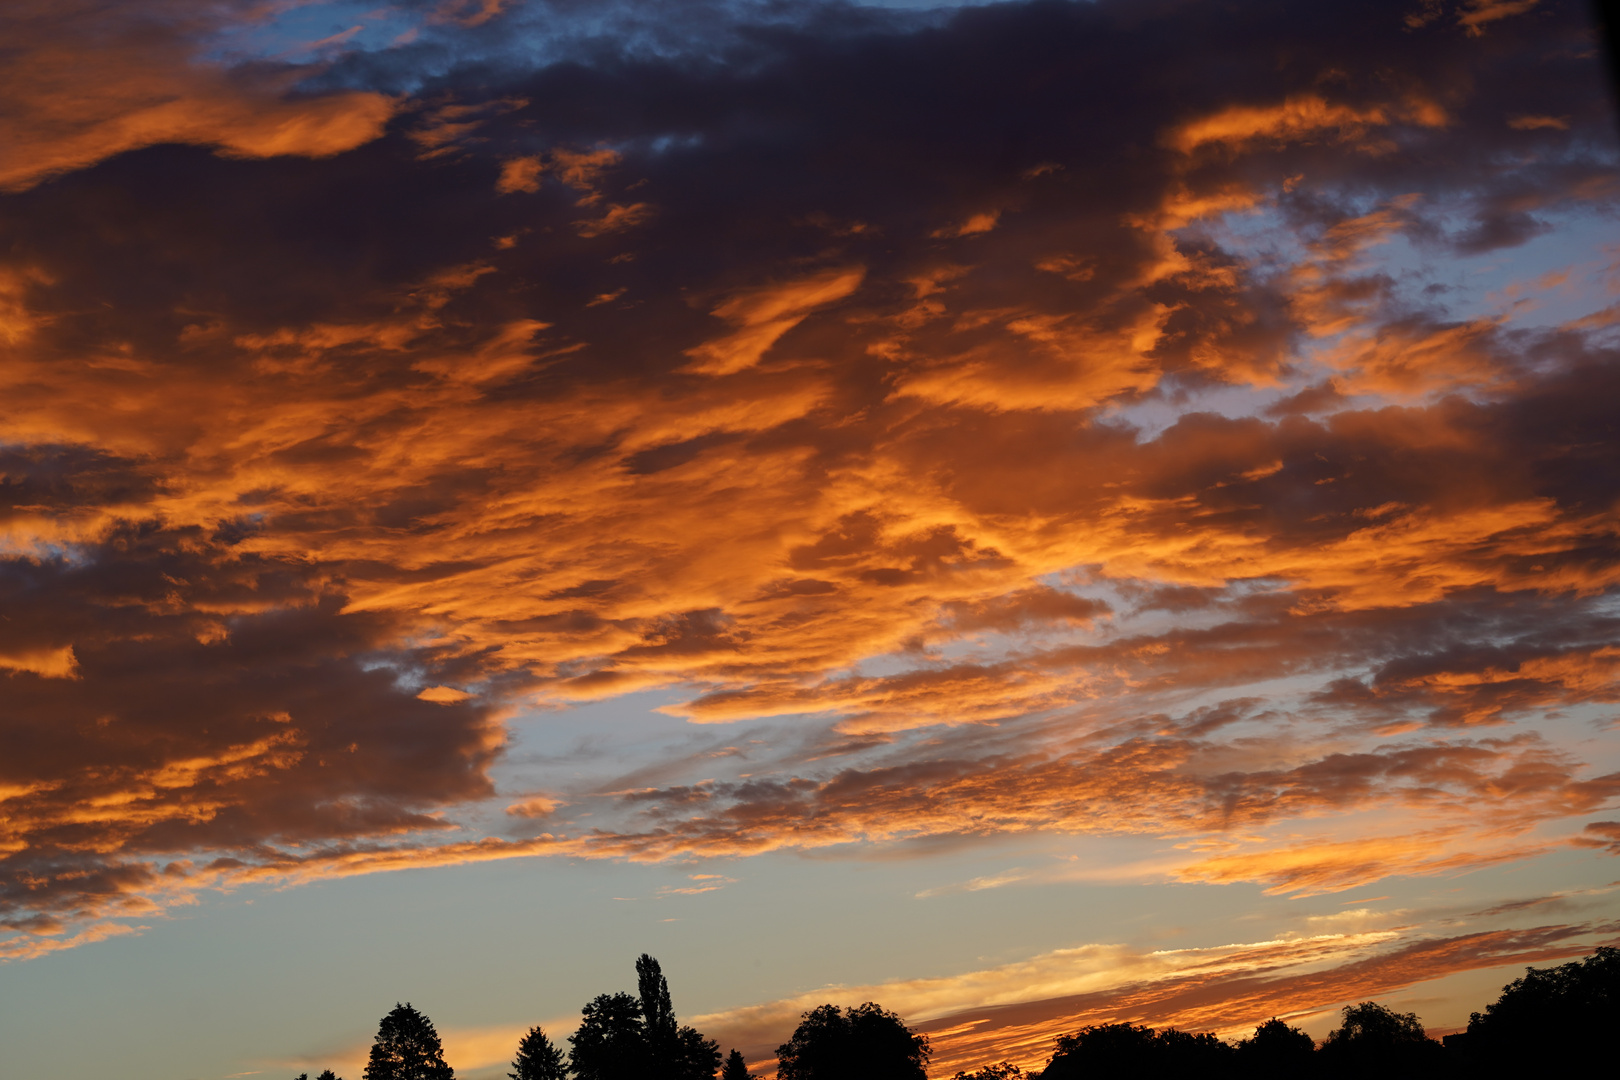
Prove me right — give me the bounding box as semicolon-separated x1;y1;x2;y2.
363;1003;455;1080
510;1025;567;1080
721;1049;750;1080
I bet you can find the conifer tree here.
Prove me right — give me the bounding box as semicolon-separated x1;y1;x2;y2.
510;1025;567;1080
363;1003;456;1080
721;1048;750;1080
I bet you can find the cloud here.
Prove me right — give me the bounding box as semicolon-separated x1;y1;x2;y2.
692;919;1615;1076
682;269;866;375
0;645;79;679
1;0;1617;958
0;0;396;192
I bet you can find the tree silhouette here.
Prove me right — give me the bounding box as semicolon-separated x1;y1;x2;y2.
510;1024;567;1080
570;992;647;1080
317;1073;342;1080
639;954;679;1075
951;1063;1023;1079
1463;946;1620;1071
1236;1017;1315;1077
1319;1001;1439;1077
1040;1022;1233;1078
775;1002;929;1080
721;1049;750;1080
362;1004;455;1080
673;1024;722;1080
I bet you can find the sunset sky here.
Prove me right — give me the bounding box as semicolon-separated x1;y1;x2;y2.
2;1;1619;1077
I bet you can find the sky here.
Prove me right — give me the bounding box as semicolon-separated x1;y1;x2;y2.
1;0;1618;1077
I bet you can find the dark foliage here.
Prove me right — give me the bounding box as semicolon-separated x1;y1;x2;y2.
1318;1002;1440;1079
317;1072;341;1080
568;955;722;1080
952;1063;1023;1079
1460;946;1620;1074
640;953;679;1067
362;1003;455;1080
1041;1022;1235;1079
1236;1018;1316;1078
776;1001;930;1080
510;1024;567;1080
634;954;720;1079
570;992;648;1080
721;1049;750;1080
674;1024;723;1080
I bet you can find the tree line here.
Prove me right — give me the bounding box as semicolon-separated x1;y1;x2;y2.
296;945;1616;1080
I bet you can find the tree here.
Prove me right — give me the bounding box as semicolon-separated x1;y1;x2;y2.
1040;1022;1233;1078
363;1004;455;1080
638;953;680;1079
1318;1002;1439;1078
570;992;647;1080
951;1064;1023;1079
775;1002;929;1080
636;952;720;1080
317;1073;342;1080
674;1023;722;1080
1237;1017;1315;1077
1463;946;1620;1072
571;955;721;1080
720;1049;750;1080
510;1025;567;1080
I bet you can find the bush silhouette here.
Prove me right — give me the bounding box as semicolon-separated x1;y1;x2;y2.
362;1003;455;1080
775;1002;930;1080
1318;1001;1439;1078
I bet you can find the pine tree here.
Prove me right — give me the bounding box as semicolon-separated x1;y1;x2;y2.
510;1025;567;1080
721;1049;750;1080
363;1003;456;1080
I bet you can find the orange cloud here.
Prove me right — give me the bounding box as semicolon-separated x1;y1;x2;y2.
682;269;866;375
0;645;79;679
0;1;395;191
1167;94;1443;157
1459;0;1542;36
1;0;1615;964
